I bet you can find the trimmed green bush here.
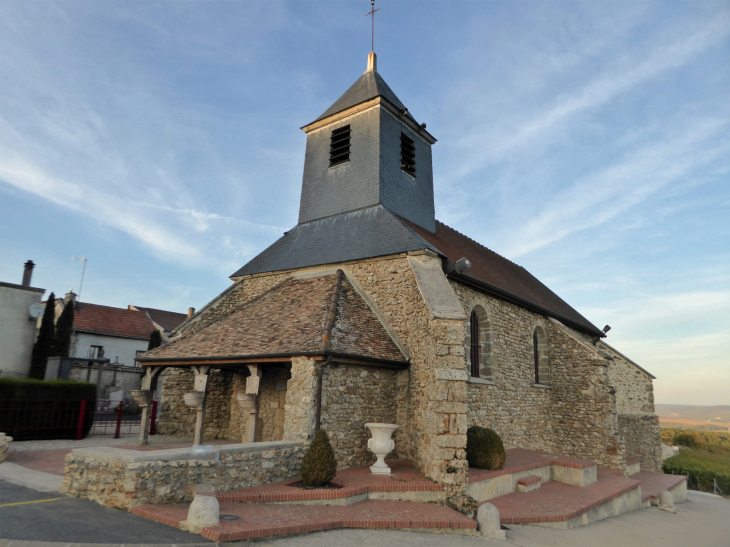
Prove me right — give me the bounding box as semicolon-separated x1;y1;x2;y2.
673;433;697;448
0;378;96;440
300;429;338;487
466;426;506;470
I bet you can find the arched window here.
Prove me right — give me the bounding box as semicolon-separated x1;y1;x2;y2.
466;306;494;381
470;310;480;377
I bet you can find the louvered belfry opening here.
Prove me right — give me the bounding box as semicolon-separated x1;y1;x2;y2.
533;330;540;384
401;132;416;175
470;310;480;378
329;125;351;167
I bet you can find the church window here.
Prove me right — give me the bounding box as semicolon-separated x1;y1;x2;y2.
401;133;416;175
466;306;494;382
533;326;550;386
329;125;351;167
470;310;480;377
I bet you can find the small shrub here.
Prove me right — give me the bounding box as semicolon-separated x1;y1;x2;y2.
300;429;337;487
466;426;506;470
673;433;697;449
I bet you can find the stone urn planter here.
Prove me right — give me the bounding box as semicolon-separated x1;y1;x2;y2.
236;392;256;412
365;423;398;475
0;432;12;463
183;391;205;409
131;390;153;407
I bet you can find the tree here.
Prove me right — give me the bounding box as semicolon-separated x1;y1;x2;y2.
29;293;56;380
51;300;74;357
148;329;162;351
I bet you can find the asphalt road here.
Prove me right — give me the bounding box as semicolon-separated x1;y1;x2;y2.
0;481;210;543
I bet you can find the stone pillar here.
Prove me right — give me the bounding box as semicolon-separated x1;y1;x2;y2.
283;357;319;442
192;366;210;447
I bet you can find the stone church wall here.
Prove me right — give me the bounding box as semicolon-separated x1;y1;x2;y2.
451;284;554;451
319;361;400;468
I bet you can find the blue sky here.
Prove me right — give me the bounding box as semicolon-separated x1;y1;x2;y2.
0;1;727;405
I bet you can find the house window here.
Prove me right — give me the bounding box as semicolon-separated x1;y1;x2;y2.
533;326;550;386
89;345;103;359
329;125;351;167
470;310;480;377
401;133;416;175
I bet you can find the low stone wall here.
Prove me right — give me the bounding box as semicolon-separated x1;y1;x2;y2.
61;441;304;510
0;433;10;463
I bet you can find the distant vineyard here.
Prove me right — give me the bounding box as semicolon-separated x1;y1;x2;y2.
661;428;730;454
660;420;728;431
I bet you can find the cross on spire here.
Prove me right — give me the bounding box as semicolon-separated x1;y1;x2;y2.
366;0;380;53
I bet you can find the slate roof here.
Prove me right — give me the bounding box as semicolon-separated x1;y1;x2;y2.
402;219;604;337
72;302;155;340
138;273;406;364
230;205;440;278
311;68;417;124
132;306;188;332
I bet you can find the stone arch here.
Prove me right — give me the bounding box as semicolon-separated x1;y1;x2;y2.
465;304;495;381
532;324;550;385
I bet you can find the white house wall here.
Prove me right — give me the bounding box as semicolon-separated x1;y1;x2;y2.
72;332;147;368
0;285;44;378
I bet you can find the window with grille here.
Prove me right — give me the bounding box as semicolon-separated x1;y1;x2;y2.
401;133;416;176
329;125;351;167
470;310;480;377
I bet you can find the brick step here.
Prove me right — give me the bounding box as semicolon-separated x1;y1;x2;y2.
625;457;641;476
488;468;641;529
132;499;477;542
516;475;542;492
550;456;598;487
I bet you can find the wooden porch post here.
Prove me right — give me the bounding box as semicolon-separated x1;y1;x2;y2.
138;366;164;445
245;365;261;443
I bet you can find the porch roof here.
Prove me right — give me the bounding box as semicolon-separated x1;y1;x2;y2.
136;272;408;368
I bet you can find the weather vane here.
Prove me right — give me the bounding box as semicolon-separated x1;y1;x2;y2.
366;0;380;52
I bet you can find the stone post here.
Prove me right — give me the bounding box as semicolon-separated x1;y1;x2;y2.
283;357;319;442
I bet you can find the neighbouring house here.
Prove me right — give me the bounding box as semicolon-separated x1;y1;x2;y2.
127;305;190;341
137;52;662;498
0;261;44;379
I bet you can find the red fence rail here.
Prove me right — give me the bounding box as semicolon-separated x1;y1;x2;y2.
90;399;142;436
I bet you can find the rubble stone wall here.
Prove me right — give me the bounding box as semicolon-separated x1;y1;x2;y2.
451;285;555;452
61;442;304;510
346;256;469;493
283;357;319;443
156;368;233;439
319;362;399;468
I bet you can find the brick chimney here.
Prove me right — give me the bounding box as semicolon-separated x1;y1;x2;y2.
65;290;77;303
188;307;195;318
22;260;35;287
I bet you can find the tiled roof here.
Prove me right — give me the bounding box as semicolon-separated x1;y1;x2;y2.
72;302;155;340
402;219;604;337
132;306;188;332
139;273;406;364
230;205;440;279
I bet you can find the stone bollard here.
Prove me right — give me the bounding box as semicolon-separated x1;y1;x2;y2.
477;503;506;540
0;433;12;463
657;490;676;513
184;483;219;533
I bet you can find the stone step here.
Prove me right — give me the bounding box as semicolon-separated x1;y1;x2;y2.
625;457;641;476
550;456;598;487
516;475;541;492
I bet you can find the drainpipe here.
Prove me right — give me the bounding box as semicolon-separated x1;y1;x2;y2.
315;356;331;432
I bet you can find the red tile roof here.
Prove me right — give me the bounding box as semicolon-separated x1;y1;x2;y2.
131;306;188;332
402;219;603;337
72;302;156;340
140;273;406;364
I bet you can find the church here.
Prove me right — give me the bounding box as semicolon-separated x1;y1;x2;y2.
138;51;663;494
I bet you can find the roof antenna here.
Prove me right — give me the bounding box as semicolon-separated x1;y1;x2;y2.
71;256;87;302
366;0;380;53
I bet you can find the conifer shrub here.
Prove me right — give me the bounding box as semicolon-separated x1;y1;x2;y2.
466;426;506;470
29;293;55;379
148;329;162;351
300;429;338;487
51;300;74;357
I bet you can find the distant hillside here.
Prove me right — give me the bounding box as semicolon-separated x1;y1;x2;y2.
656;404;730;423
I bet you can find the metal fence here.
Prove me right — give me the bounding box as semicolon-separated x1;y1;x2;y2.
684;472;727;497
90;399;158;437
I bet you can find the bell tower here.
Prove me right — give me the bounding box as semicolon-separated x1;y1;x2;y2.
297;53;437;232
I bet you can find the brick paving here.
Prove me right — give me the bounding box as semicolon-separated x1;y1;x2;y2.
487;468;641;524
5;448;71;476
632;470;686;502
468;448;556;482
133;499;477;542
